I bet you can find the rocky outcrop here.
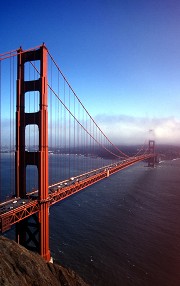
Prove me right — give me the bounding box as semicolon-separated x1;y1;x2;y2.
0;236;89;286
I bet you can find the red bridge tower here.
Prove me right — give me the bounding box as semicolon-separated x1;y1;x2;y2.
148;140;155;167
15;45;50;261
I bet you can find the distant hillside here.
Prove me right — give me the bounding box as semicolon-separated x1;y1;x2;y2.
0;236;89;286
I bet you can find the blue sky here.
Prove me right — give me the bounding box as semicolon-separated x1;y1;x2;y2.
1;0;180;144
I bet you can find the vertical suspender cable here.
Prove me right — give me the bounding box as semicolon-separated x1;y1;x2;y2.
64;79;66;179
33;59;35;191
68;87;70;178
60;79;63;180
55;68;58;184
77;98;80;173
50;58;53;183
10;54;12;196
0;60;1;201
34;56;37;190
74;94;76;176
12;55;15;195
55;69;57;183
58;72;61;182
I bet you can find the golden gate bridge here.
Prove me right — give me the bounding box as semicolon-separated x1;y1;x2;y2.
0;45;155;261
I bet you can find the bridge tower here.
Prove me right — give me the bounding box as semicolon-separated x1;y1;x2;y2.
15;45;50;261
148;140;155;167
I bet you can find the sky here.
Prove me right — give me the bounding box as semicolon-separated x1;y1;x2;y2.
1;0;180;145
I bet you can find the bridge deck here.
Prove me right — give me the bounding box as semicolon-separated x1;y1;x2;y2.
0;154;154;233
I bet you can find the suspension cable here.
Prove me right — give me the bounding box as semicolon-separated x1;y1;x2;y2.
18;45;149;160
47;50;129;158
0;45;42;61
47;84;123;159
0;60;1;201
29;59;125;159
1;45;151;159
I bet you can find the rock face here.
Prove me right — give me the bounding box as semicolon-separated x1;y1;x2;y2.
0;236;89;286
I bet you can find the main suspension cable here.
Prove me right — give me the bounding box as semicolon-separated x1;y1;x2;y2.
47;50;129;158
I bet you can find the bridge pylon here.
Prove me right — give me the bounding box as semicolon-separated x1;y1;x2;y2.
15;45;50;261
148;140;155;167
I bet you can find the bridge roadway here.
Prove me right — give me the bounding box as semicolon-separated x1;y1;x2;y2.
0;154;154;233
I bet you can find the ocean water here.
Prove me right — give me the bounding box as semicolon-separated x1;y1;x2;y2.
49;158;180;286
1;155;180;285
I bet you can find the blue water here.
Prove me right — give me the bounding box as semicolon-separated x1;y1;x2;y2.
49;159;180;286
1;154;180;285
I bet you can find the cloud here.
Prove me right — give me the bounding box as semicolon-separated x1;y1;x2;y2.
94;114;180;145
1;115;179;148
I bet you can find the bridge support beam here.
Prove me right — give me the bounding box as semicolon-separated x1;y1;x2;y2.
15;45;50;261
148;140;155;167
